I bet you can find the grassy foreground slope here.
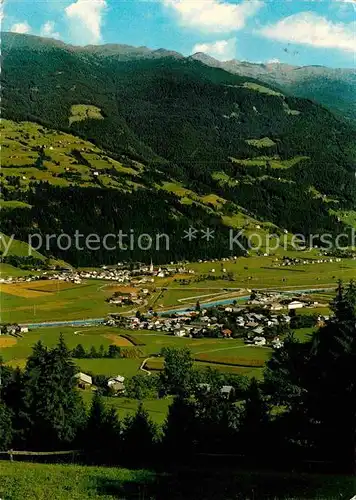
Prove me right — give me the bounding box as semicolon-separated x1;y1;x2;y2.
0;461;356;499
0;462;154;500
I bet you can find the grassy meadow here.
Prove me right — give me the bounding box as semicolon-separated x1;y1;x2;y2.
0;280;137;323
0;461;355;500
1;251;350;324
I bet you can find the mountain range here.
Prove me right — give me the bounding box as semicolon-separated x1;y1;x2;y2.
1;32;355;266
4;32;354;122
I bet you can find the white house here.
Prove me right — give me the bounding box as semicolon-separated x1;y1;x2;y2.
253;336;266;346
108;375;125;386
75;372;92;387
288;300;304;310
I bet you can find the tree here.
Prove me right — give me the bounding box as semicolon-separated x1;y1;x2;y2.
122;403;157;466
22;336;86;450
125;374;157;400
84;392;120;463
302;281;356;472
240;378;270;464
159;347;193;396
98;344;105;358
264;332;309;408
162;396;197;461
265;282;356;472
194;384;240;454
0;402;13;451
72;344;86;358
1;366;27;448
89;346;98;359
107;345;121;358
331;280;356;322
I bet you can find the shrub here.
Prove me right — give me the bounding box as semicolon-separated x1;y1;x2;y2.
120;347;143;359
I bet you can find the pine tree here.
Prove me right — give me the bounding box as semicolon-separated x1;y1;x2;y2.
23;337;86;450
240;378;270;464
98;344;105;358
264;332;309;408
162;396;197;461
0;401;13;451
89;346;98;359
84;392;120;462
122;403;157;466
1;366;27;448
291;281;356;472
194;384;239;454
72;344;86;358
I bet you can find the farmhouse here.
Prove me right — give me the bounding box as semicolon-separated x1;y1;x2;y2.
108;377;125;394
288;300;305;310
75;372;92;389
221;385;234;399
108;374;125;383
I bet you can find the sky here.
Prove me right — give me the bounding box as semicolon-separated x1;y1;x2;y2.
1;0;355;68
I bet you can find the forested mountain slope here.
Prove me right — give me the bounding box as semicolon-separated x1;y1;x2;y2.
190;53;356;124
1;33;355;265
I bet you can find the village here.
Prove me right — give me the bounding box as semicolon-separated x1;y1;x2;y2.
0;250;350;287
104;289;326;350
0;260;195;285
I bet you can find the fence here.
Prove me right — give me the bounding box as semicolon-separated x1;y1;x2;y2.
0;449;80;462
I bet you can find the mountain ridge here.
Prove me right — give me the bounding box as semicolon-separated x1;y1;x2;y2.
1;32;355;265
3;32;354;122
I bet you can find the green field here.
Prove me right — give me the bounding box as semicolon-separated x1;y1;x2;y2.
69;104;104;126
0;119;144;193
1;326;271;373
81;391;172;425
0;462;154;500
0;461;355;500
1;252;349;324
0;280;136;323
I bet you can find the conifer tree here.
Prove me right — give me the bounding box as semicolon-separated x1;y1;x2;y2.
0;401;13;451
162;396;197;461
240;378;270;464
122;403;157;465
84;392;120;463
23;336;86;450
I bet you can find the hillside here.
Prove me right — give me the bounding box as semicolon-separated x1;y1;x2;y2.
1;33;356;266
190;53;356;124
4;32;354;122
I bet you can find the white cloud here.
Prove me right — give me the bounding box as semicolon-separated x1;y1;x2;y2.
10;21;31;34
258;12;356;53
193;38;237;60
65;0;107;45
40;21;60;39
267;58;280;64
163;0;263;33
